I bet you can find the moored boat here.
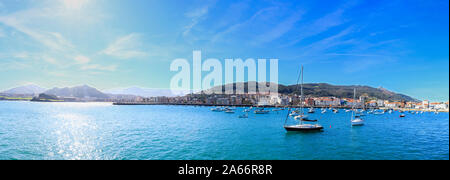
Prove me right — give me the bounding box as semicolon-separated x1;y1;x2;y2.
351;89;364;126
284;66;323;132
254;109;270;114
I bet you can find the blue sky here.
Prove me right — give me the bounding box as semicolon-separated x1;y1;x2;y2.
0;0;448;101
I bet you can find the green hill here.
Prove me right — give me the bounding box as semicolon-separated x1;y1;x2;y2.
203;82;418;102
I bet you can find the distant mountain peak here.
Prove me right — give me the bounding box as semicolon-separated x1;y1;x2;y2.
43;85;109;99
1;84;47;95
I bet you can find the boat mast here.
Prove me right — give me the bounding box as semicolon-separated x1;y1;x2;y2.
352;88;356;122
300;66;304;125
284;65;303;126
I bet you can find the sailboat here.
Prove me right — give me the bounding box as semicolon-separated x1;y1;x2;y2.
351;88;364;126
284;66;323;132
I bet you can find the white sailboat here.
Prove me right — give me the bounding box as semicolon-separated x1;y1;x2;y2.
211;107;222;112
351;88;364;126
284;66;323;132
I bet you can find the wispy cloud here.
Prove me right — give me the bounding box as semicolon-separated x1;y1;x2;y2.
42;56;58;65
182;2;216;37
252;10;304;45
61;0;90;10
283;7;352;47
100;33;148;59
299;26;356;56
74;55;91;64
211;6;279;43
0;27;5;38
0;0;106;71
80;64;117;71
0;9;75;53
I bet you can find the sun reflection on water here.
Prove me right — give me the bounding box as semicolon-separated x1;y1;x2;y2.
49;113;102;160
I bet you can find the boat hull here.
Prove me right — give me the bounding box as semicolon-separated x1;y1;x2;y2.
284;126;323;132
351;123;364;126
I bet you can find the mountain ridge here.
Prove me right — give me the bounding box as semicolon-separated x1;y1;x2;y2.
1;84;46;95
43;85;109;99
2;83;419;102
202;82;419;102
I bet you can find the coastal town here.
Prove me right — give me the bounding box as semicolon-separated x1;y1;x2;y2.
1;84;448;112
114;93;450;112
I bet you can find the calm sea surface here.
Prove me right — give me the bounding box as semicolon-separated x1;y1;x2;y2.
0;101;448;160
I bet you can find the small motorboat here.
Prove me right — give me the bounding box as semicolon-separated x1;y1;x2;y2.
400;114;406;118
374;111;385;115
289;110;301;116
351;117;364;126
254;109;270;114
225;110;235;114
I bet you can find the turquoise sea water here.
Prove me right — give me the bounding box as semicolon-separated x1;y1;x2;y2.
0;101;448;160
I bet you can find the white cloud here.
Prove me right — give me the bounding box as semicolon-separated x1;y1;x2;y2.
0;9;75;53
80;64;117;71
252;10;304;45
43;56;58;65
183;3;215;37
100;33;148;59
211;7;278;43
13;52;30;59
0;28;5;38
62;0;89;10
74;55;91;64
